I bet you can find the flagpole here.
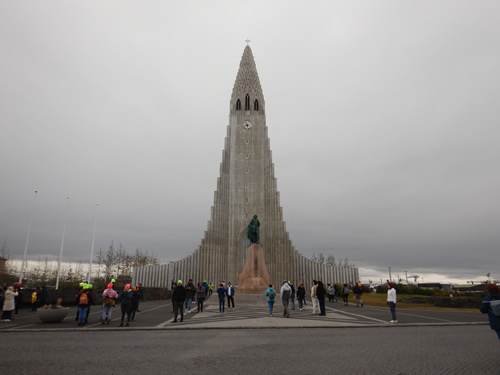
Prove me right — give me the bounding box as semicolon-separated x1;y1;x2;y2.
55;197;70;290
19;190;38;284
87;203;99;283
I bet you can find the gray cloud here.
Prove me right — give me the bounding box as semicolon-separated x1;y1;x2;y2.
1;1;499;283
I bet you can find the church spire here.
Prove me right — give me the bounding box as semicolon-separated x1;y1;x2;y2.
131;45;360;291
231;46;265;113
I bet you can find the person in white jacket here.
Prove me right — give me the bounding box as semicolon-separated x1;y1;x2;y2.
280;281;292;318
2;286;19;321
387;283;397;323
311;280;319;315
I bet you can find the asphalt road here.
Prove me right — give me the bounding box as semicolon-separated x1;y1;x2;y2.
1;295;496;374
2;326;499;374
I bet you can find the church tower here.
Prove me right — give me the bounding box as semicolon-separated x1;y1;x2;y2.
133;46;359;289
197;45;296;286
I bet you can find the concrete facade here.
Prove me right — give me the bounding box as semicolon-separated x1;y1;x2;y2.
133;46;359;288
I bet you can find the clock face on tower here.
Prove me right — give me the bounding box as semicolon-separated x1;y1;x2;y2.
242;121;253;130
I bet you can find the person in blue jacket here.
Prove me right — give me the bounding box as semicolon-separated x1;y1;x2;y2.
217;283;226;313
265;284;277;316
479;283;500;340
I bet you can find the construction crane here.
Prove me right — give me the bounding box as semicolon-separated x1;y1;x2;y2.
404;271;419;284
408;275;419;283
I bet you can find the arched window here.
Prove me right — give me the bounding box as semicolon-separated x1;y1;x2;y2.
254;99;259;111
236;99;241;111
245;94;250;110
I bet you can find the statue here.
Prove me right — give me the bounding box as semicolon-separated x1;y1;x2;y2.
246;215;260;244
239;214;270;291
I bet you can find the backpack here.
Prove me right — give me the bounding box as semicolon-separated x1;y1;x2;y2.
104;297;115;307
79;292;89;305
490;299;500;316
268;290;276;300
282;289;291;300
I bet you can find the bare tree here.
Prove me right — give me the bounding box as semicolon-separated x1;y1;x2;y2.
40;257;51;284
116;244;134;278
102;241;116;280
74;261;85;282
326;254;336;266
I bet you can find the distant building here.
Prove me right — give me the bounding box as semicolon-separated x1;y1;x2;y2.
418;283;453;291
453;284;487;292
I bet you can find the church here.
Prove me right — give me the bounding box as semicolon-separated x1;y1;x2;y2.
133;45;359;289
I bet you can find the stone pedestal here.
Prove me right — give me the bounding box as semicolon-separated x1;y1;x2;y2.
237;244;271;293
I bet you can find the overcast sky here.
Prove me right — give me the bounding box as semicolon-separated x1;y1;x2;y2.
1;1;499;284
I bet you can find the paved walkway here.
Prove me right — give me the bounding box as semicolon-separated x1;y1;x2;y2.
0;294;487;331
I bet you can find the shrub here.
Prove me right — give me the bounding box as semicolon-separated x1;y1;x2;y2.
376;284;437;296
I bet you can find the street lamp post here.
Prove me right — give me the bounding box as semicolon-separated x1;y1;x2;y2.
55;197;70;290
87;203;99;283
19;190;38;284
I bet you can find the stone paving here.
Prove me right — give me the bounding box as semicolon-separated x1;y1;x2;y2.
0;294;488;331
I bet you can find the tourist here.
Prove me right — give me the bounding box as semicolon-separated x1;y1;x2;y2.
479;283;500;340
184;279;196;314
75;282;86;322
1;286;18;322
31;286;39;311
39;285;49;308
119;284;133;327
327;283;336;302
131;287;141;320
171;281;177;312
296;283;306;310
265;284;277;316
77;285;91;327
342;283;350;306
333;282;339;302
317;280;326;316
84;284;94;324
289;281;296;310
217;283;226;313
209;282;214;296
203;280;209;297
0;286;4;311
14;283;22;315
196;282;205;312
101;283;118;324
136;283;143;312
227;282;235;309
387;283;397;323
172;280;186;322
311;280;319;315
353;282;364;307
280;280;291;318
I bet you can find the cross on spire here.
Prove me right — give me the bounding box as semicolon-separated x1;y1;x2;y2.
245;38;251;45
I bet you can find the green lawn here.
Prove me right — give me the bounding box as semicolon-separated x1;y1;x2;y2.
354;292;478;312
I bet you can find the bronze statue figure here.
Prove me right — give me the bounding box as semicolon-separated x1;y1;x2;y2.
246;215;260;244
